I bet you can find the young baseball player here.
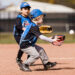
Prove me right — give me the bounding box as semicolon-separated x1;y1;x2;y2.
19;9;61;71
13;2;31;69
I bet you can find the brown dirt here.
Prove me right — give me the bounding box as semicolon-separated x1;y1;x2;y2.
0;44;75;75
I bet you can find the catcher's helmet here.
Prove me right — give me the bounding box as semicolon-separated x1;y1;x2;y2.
20;2;31;9
30;9;46;19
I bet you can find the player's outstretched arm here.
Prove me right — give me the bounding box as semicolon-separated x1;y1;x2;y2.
30;25;64;46
39;35;63;46
39;35;55;43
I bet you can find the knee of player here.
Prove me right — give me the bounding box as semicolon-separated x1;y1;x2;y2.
34;53;40;59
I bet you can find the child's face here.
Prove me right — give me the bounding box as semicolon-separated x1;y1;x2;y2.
36;15;44;24
21;7;30;17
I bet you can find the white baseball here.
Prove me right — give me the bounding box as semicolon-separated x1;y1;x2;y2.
69;30;74;34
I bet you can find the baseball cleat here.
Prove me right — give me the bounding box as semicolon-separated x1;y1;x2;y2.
16;58;24;70
44;62;57;70
21;64;32;72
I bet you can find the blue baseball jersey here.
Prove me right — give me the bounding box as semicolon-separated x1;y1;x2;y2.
13;14;31;36
20;22;41;49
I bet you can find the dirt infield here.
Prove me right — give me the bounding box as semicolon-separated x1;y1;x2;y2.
0;44;75;75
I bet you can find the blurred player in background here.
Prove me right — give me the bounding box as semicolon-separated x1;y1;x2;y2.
13;2;31;70
19;9;62;71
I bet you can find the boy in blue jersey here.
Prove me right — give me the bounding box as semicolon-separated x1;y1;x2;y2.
19;9;61;71
13;2;31;70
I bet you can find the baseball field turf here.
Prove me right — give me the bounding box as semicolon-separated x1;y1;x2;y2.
0;32;75;44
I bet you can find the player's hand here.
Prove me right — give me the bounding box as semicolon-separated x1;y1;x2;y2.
51;35;65;46
52;41;63;46
22;28;26;31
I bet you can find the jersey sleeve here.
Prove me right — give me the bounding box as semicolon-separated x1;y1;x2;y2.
30;25;42;37
16;17;22;30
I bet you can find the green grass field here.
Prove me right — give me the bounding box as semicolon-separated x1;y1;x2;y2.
0;32;75;44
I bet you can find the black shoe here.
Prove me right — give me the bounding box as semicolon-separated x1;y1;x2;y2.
44;62;57;70
16;58;23;70
21;64;31;72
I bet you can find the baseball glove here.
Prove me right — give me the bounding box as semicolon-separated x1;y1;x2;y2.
39;25;52;34
51;35;65;46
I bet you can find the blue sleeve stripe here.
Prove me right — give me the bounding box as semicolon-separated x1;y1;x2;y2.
19;24;32;45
